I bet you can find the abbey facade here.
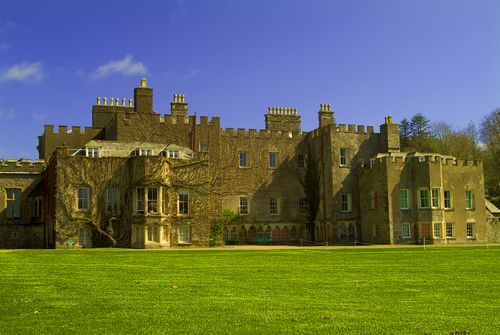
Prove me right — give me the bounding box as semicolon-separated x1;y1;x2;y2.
0;79;494;248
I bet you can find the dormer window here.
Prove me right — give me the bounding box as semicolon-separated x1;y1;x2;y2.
133;148;153;156
161;150;180;158
86;147;100;157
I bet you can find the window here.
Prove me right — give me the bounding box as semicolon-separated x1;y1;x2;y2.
465;191;474;210
239;197;248;215
269;152;278;168
419;188;430;208
371;191;378;209
136;187;145;213
269;197;278;215
444;190;452;209
9;231;18;240
178;190;189;215
230;226;238;241
79;227;91;246
147;226;159;242
147;187;158;213
298;154;306;168
466;223;474;238
239;151;248;167
77;187;89;211
402;223;411;239
433;223;442;238
86;147;100;157
6;189;21;218
162;188;168;214
132;225;144;244
106;188;118;215
299;198;308;215
282;226;289;241
340;148;349;166
162;150;180;158
33;197;42;218
264;226;272;240
400;189;409;209
133;148;153;156
200;143;209;152
290;226;297;240
178;225;191;243
341;194;352;212
431;188;440;208
369;158;375;169
446;223;453;238
372;224;379;237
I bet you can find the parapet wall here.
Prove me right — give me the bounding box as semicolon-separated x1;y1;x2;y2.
220;127;304;140
0;159;45;173
369;153;483;168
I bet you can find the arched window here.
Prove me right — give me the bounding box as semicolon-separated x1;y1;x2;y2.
282;226;289;241
230;226;238;241
257;225;264;237
239;226;247;242
248;226;256;241
272;226;281;241
264;226;272;240
290;226;296;240
223;227;229;241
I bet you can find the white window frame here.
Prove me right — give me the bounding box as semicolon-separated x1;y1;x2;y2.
132;224;145;244
444;190;452;209
239;197;248;215
134;148;153;156
77;187;89;211
400;189;409;210
341;193;352;212
419;188;430;209
147;225;160;242
106;188;119;215
466;223;474;238
135;187;145;214
269;152;278;168
402;223;411;239
147;187;159;214
269;197;278;215
178;225;191;243
433;223;442;238
340;148;349;166
465;191;474;210
239;151;248;167
431;188;440;208
445;223;454;238
86;147;100;158
6;188;21;218
178;189;189;215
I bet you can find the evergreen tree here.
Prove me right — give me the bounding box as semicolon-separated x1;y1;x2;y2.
410;113;431;138
399;118;411;148
300;139;320;242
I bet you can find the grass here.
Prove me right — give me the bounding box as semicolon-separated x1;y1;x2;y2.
0;246;499;334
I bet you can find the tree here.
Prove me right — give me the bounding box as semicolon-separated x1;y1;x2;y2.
410;113;431;138
300;140;320;242
431;121;453;155
399;118;411;149
480;109;500;206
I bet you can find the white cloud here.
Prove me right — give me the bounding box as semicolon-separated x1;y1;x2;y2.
0;62;46;83
0;107;14;119
183;69;200;80
91;55;148;79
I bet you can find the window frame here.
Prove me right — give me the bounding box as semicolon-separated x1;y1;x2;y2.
239;151;248;168
418;188;430;209
339;148;349;167
86;147;100;158
76;187;90;211
299;197;308;215
268;151;278;169
178;189;189;215
6;188;21;218
269;197;278;215
431;188;440;208
106;187;119;215
445;223;454;238
135;187;145;214
297;154;306;168
465;190;474;210
399;189;409;210
178;225;191;243
239;196;248;215
444;190;452;209
433;223;442;238
466;223;474;239
340;193;352;213
402;223;411;239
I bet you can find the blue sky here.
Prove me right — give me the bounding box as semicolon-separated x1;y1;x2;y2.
0;0;499;159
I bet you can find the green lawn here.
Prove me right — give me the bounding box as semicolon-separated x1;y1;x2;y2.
0;246;499;334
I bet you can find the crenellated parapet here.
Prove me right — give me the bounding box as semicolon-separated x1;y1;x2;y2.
0;158;46;174
333;123;375;134
95;97;133;107
265;106;301;132
221;127;303;140
364;152;483;170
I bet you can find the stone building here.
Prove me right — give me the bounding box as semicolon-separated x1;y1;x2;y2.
0;79;492;248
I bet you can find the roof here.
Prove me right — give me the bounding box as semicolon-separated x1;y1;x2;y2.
486;199;500;215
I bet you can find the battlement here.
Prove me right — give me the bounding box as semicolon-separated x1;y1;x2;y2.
333;123;375;134
0;158;45;173
366;153;482;169
43;125;98;135
95;97;133;107
267;107;299;116
221;127;303;139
